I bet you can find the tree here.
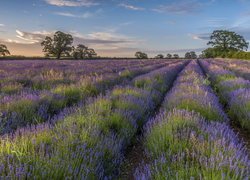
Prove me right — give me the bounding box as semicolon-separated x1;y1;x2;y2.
72;45;97;59
202;48;219;58
166;53;172;59
185;51;197;59
185;52;192;59
72;44;88;59
135;51;148;59
84;48;97;59
207;30;249;52
190;51;197;59
41;31;73;59
0;44;10;56
155;54;164;59
173;54;179;59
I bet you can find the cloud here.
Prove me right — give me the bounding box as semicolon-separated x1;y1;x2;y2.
0;24;5;27
45;0;99;7
15;30;52;44
54;12;92;18
153;0;210;14
119;3;145;11
189;33;210;41
71;31;141;49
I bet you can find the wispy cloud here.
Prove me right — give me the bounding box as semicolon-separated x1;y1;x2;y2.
15;30;53;44
45;0;99;7
54;12;93;19
189;33;210;41
119;3;145;11
0;24;5;27
153;0;211;14
4;29;140;49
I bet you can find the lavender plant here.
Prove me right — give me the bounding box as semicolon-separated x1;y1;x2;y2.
199;60;250;131
135;61;249;179
0;61;186;178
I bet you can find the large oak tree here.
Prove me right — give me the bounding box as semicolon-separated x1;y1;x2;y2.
207;30;249;52
41;31;73;59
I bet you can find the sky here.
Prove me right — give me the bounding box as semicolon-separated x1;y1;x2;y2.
1;0;250;57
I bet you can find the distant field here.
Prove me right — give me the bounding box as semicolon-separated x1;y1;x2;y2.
0;59;249;179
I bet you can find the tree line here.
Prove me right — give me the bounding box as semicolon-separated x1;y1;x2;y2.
134;51;198;59
41;31;97;59
0;31;97;60
1;29;249;60
135;52;181;59
135;51;180;59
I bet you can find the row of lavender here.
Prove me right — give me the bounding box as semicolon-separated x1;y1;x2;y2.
209;58;250;80
0;59;162;79
0;60;167;92
199;60;250;131
0;61;187;178
135;61;249;179
0;60;177;135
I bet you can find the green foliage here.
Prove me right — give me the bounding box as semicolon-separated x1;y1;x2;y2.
155;54;164;59
41;31;73;59
208;30;248;52
185;51;197;59
173;54;179;59
202;30;250;59
72;44;97;59
229;98;250;130
146;112;197;158
0;83;23;94
215;74;236;84
145;110;244;179
135;51;148;59
3;99;42;126
0;44;10;56
166;53;172;59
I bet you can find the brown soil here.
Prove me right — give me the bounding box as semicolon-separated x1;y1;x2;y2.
119;137;148;180
230;122;250;154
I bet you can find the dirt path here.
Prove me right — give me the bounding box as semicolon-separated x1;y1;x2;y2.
231;122;250;154
119;61;189;179
119;136;148;179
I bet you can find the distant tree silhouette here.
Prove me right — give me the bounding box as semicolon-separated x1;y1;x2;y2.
166;53;172;59
85;48;97;58
0;44;10;56
185;51;197;59
173;54;179;59
135;51;148;59
155;54;164;59
72;44;97;59
72;44;88;59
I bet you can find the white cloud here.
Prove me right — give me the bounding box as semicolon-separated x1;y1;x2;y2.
45;0;99;7
54;12;92;19
5;29;140;49
119;3;144;11
153;0;215;14
0;24;5;27
15;30;53;44
189;33;210;41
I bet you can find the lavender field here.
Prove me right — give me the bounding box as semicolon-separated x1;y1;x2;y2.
0;59;249;179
